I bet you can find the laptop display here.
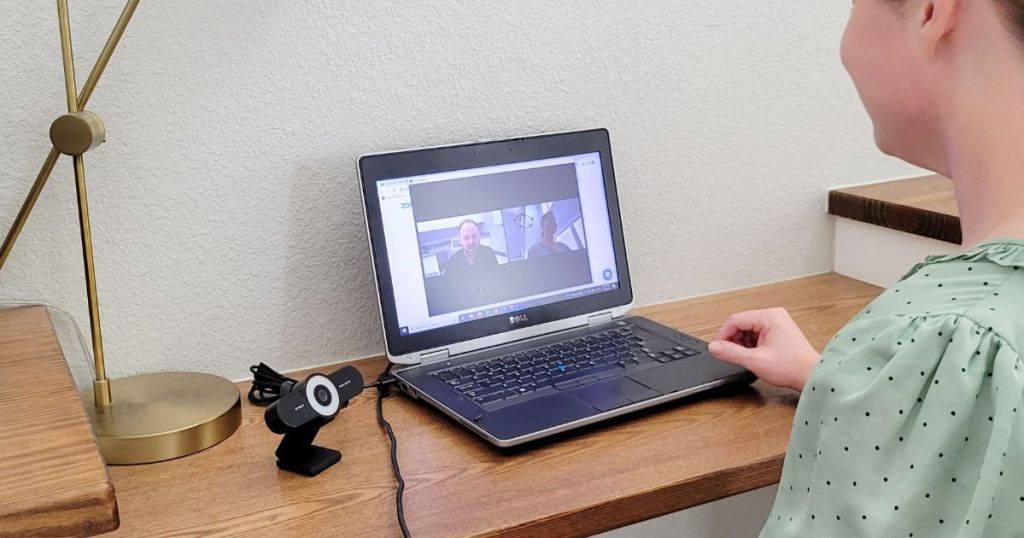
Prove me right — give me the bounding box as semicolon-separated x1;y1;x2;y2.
375;153;620;336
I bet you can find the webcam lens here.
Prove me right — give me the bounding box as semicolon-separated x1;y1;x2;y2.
314;385;331;405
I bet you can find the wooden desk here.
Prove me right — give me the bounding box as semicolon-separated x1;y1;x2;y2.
103;273;879;538
0;307;118;538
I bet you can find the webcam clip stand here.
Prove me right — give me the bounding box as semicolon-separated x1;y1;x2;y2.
275;417;340;476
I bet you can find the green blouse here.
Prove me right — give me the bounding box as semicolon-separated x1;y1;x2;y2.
761;240;1024;537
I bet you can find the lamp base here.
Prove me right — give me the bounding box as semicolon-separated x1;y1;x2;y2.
83;372;242;465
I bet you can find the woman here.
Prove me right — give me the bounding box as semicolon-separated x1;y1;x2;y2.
708;1;1024;535
528;211;573;258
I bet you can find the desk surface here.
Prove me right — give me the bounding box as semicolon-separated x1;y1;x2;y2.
105;273;880;538
0;306;118;537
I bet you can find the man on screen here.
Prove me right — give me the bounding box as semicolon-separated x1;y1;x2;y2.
443;219;499;279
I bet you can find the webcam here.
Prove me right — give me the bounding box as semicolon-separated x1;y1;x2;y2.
264;365;364;476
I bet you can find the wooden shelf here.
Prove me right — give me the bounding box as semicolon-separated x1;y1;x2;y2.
0;306;119;537
829;175;961;244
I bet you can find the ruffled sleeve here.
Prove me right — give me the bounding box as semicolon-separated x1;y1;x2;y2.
763;312;1024;536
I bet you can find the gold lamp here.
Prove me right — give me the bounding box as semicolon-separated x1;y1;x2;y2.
0;0;241;464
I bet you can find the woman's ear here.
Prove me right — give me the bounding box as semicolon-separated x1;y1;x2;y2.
920;0;962;55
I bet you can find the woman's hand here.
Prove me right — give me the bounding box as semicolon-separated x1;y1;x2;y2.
707;307;820;392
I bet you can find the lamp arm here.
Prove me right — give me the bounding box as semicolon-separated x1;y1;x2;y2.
56;0;116;406
71;153;110;405
0;0;140;272
78;0;141;109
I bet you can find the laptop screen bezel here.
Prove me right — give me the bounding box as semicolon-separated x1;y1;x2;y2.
358;128;633;357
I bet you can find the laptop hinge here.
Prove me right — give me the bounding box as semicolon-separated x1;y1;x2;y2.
587;311;614;326
419;347;450;364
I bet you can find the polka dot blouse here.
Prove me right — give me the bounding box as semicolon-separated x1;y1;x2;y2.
761;239;1024;537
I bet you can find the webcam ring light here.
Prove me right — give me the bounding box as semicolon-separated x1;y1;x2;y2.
305;375;340;417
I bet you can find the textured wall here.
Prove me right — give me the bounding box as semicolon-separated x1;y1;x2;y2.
0;1;918;383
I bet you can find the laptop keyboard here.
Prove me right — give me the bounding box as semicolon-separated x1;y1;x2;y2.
430;324;702;407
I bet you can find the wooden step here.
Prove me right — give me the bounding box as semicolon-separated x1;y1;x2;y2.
829;175;960;244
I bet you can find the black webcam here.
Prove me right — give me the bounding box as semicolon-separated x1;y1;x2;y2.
264;365;364;476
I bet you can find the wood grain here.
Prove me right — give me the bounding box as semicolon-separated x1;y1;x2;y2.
0;306;118;538
829;175;961;244
104;273;881;538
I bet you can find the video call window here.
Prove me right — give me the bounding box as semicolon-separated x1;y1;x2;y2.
416;198;588;277
409;164;593;316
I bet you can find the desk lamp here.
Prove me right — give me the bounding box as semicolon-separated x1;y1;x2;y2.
0;0;241;464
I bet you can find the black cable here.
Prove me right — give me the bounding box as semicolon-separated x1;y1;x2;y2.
248;363;297;405
375;363;411;538
251;361;384;404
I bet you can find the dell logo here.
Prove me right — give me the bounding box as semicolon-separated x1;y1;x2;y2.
509;314;529;326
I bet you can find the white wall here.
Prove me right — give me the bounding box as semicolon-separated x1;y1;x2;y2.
834;217;959;288
0;1;919;383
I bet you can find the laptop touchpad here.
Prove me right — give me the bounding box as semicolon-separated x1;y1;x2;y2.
628;356;747;395
568;378;662;412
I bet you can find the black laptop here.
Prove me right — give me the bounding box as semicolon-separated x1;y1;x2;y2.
358;128;753;447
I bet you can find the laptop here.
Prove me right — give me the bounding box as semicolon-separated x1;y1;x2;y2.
358;128;753;447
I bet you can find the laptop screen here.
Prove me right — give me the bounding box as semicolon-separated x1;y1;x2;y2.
376;152;621;336
359;129;633;358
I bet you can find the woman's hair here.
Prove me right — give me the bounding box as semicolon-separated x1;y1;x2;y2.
999;0;1024;42
540;211;557;230
889;0;1024;43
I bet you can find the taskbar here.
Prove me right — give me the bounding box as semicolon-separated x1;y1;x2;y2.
457;282;619;323
400;282;620;336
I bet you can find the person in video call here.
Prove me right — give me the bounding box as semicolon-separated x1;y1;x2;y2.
706;1;1024;536
443;219;499;279
527;211;573;259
